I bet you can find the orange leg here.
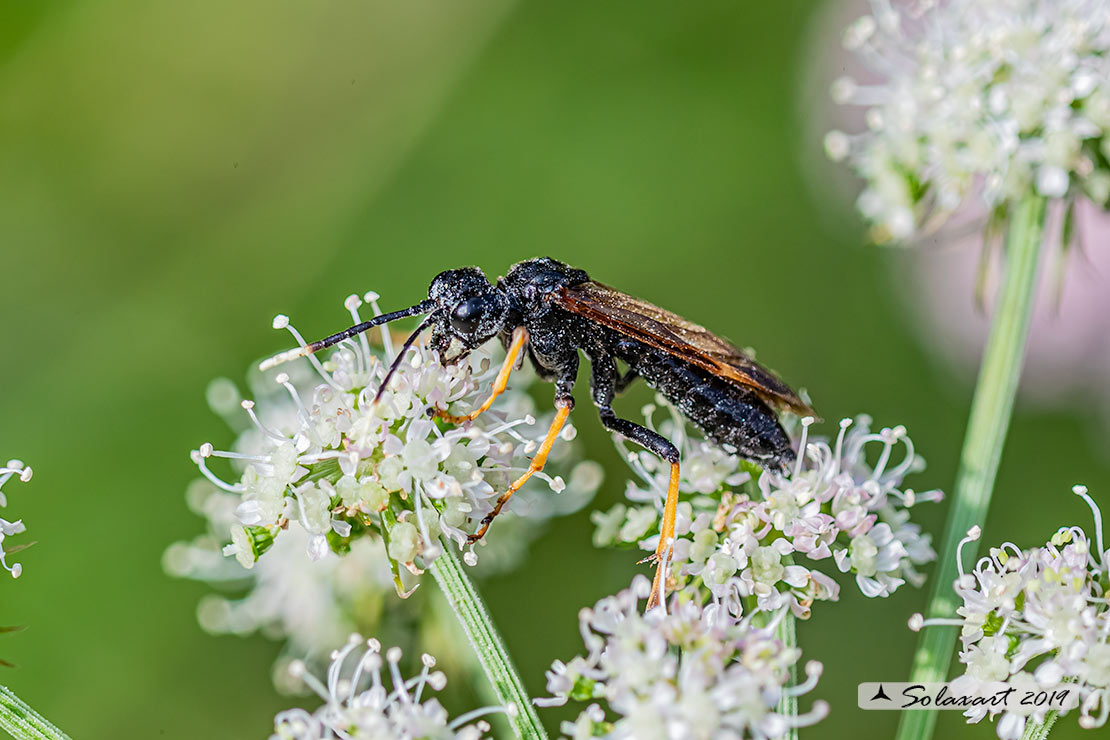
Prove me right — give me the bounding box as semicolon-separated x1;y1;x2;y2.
436;326;528;424
467;401;571;543
646;461;681;610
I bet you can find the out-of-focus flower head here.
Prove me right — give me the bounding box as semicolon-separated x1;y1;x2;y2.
592;401;941;619
825;0;1110;243
0;460;33;579
171;291;601;687
539;575;828;739
165;475;407;692
910;486;1110;737
806;2;1110;452
271;634;512;740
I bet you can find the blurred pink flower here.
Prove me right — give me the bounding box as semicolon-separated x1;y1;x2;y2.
906;201;1110;412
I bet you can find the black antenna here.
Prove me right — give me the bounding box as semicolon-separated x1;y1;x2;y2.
372;314;435;404
259;299;435;371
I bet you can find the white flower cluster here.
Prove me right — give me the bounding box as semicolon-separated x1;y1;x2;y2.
189;292;599;589
0;459;32;579
173;292;600;687
911;486;1110;737
271;634;511;740
540;575;828;740
826;0;1110;242
593;405;941;618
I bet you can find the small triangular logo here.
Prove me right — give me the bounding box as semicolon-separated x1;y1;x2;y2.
871;684;891;701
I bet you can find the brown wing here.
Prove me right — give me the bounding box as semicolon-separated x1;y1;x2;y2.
553;281;815;416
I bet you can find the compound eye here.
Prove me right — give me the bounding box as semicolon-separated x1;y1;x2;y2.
450;298;483;335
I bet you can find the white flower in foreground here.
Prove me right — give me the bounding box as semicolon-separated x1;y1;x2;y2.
911;486;1110;736
827;0;1110;242
0;460;33;579
189;292;598;590
540;576;827;740
173;292;600;687
594;403;941;618
271;634;511;740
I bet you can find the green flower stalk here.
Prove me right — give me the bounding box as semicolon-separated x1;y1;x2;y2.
899;194;1046;740
0;686;72;740
430;546;546;740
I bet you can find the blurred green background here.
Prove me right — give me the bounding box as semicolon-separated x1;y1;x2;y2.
1;1;1106;738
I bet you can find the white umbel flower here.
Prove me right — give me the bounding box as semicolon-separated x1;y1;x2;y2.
593;403;941;618
271;634;511;740
827;0;1110;242
189;292;599;590
172;293;600;688
0;460;33;579
540;576;828;740
911;486;1110;736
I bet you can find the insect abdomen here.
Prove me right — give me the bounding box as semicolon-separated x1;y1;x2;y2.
618;340;795;471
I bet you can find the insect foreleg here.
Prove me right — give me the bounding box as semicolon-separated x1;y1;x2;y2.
435;325;528;424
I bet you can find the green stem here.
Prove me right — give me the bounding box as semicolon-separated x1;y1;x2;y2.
428;543;548;740
896;193;1047;740
0;686;72;740
775;613;798;740
1020;711;1059;740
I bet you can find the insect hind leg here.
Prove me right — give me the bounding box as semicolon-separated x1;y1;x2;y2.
598;408;680;610
598;409;679;464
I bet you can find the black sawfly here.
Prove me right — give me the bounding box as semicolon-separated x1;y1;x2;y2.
261;257;814;608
